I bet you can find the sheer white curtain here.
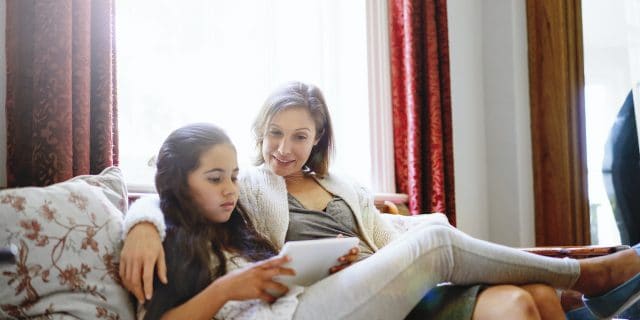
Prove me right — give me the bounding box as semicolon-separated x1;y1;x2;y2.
116;0;373;191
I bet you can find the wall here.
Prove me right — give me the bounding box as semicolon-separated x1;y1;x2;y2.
483;0;534;246
448;0;490;240
448;0;535;246
0;0;6;188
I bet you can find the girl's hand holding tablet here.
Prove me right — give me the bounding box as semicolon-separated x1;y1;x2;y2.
214;255;296;303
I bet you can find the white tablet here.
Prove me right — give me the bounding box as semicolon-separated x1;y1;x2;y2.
273;237;359;287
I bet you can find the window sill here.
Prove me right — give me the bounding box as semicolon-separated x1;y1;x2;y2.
128;188;409;209
374;192;408;204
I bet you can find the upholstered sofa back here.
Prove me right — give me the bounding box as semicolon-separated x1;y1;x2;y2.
0;167;135;319
0;167;442;319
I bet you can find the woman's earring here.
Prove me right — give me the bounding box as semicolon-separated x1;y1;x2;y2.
302;165;316;176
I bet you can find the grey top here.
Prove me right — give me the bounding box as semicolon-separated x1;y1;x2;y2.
285;194;375;261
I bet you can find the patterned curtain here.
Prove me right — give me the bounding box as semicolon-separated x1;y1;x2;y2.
6;0;118;187
388;0;456;224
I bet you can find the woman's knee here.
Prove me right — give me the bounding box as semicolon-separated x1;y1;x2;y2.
418;223;457;239
521;283;564;315
425;213;452;226
473;285;540;320
521;284;558;302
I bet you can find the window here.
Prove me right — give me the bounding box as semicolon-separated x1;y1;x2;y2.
583;0;640;244
116;0;394;193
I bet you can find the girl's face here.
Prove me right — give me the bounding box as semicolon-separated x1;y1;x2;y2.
187;143;239;223
262;107;319;177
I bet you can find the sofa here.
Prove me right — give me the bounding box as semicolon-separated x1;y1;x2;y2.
1;167;445;319
0;167;134;319
1;167;623;319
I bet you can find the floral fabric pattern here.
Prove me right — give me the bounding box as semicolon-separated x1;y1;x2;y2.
0;167;134;319
5;0;118;188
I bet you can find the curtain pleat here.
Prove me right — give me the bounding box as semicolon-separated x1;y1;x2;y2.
389;0;456;224
6;0;118;187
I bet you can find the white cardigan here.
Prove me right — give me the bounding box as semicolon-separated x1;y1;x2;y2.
124;165;399;251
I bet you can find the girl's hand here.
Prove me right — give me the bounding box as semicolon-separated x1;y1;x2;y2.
215;255;296;303
329;247;359;274
119;222;167;303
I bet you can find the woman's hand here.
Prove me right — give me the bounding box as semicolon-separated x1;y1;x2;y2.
119;222;167;303
329;247;359;274
215;255;296;303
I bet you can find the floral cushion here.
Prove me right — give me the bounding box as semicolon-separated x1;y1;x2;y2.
0;167;134;319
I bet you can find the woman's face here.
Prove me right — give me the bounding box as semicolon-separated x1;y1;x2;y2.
262;107;319;177
187;143;239;223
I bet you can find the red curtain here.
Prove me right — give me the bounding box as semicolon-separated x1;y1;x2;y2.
389;0;456;224
6;0;118;187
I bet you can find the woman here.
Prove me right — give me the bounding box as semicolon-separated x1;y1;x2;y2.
122;82;640;319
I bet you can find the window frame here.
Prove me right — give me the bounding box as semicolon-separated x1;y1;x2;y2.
526;0;590;246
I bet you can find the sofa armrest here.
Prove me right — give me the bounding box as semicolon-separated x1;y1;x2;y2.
375;201;400;214
381;213;628;260
522;245;629;259
381;213;450;234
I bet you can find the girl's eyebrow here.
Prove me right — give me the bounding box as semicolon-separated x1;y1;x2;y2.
203;168;240;174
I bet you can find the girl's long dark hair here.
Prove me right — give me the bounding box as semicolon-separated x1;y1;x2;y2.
143;123;277;319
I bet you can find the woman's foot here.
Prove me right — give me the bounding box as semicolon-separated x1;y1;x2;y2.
574;245;640;296
575;244;640;318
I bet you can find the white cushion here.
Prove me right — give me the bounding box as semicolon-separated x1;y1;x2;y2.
382;212;451;233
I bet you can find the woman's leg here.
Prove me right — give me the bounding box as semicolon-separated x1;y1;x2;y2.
573;249;640;296
294;224;580;320
472;285;541;320
520;284;565;320
405;284;480;319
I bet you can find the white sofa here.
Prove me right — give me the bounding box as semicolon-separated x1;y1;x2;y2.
0;167;446;319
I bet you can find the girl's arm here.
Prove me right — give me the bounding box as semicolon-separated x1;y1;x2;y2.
159;255;295;320
158;279;229;320
120;195;168;303
122;194;166;239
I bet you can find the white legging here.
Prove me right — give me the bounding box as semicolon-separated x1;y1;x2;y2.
293;221;580;320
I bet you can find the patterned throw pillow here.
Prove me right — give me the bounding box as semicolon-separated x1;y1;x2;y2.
0;167;134;319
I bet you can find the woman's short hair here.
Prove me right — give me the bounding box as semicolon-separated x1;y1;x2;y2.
252;81;334;177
